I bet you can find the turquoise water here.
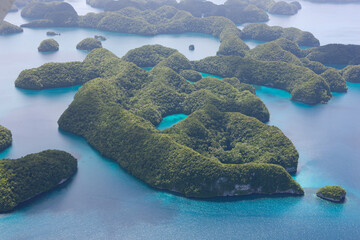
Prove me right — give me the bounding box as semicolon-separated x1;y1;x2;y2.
200;72;223;79
156;114;188;130
142;67;154;71
1;1;360;239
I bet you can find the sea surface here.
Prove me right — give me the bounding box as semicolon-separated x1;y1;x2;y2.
1;1;360;239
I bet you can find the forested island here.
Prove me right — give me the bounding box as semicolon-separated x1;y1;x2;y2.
241;23;320;47
86;0;301;23
0;125;12;152
16;45;337;105
76;38;102;51
53;48;303;198
0;150;77;213
38;39;59;52
304;44;360;65
342;65;360;83
316;186;346;203
7;0;360;201
0;21;23;35
21;1;78;27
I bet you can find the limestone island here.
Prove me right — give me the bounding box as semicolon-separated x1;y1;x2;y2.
95;0;301;21
304;44;360;65
38;38;59;52
342;65;360;83
316;186;346;203
47;31;60;36
0;150;77;213
22;5;250;57
20;2;78;28
0;21;23;35
86;0;301;25
13;46;305;198
241;23;320;47
180;69;202;82
94;35;106;41
0;125;12;152
16;45;333;105
268;1;301;15
76;37;102;51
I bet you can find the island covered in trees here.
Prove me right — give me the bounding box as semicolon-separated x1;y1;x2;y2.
316;186;346;203
15;47;305;198
0;150;77;213
16;44;340;105
0;125;12;152
76;38;102;51
4;0;360;201
38;39;59;52
0;21;23;35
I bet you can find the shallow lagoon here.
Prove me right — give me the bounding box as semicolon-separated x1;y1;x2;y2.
1;1;360;239
157;114;189;130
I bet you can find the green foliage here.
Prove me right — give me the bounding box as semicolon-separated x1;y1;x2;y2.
180;70;202;82
155;52;192;73
17;45;333;105
305;44;360;65
37;38;59;52
21;2;78;27
0;125;12;152
0;150;77;212
15;48;142;89
241;23;320;47
272;38;302;57
247;41;302;65
21;4;250;57
342;65;360;83
88;0;301;23
320;68;347;92
217;35;250;57
316;186;346;202
300;58;327;74
165;106;298;170
15;62;98;89
76;37;102;51
58;63;303;197
222;77;256;94
0;21;23;35
268;1;300;15
122;44;177;67
87;0;269;24
193;55;331;104
79;6;248;56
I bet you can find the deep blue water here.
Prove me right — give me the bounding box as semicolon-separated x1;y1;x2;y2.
1;1;360;239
